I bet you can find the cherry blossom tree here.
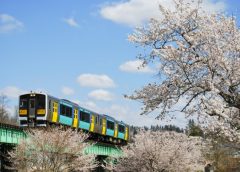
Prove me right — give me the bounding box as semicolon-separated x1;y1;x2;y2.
9;127;97;172
105;131;205;172
127;0;240;143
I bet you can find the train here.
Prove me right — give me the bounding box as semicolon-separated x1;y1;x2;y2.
18;92;129;144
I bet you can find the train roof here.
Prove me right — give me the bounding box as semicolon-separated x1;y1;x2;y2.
103;114;115;120
61;99;79;107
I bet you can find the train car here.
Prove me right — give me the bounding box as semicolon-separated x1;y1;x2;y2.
19;92;48;127
18;92;130;144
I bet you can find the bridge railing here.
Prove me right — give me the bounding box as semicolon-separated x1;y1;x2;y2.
0;123;26;144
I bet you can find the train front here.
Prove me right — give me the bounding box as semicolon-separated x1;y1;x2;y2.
19;92;47;127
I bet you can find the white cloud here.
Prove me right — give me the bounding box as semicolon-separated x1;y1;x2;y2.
100;0;226;27
77;74;115;88
88;89;114;101
84;101;97;109
119;59;154;73
0;86;26;98
63;17;79;27
77;100;98;110
61;86;74;95
0;14;24;33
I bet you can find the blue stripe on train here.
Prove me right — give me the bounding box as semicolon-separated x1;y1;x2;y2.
106;129;114;137
79;121;90;130
59;115;72;126
118;132;124;139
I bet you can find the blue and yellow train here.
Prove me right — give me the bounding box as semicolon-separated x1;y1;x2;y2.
18;92;129;144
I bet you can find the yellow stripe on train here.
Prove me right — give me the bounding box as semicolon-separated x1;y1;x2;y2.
124;127;129;141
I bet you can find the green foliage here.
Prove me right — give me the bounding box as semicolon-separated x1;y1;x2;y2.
187;119;204;137
130;124;184;136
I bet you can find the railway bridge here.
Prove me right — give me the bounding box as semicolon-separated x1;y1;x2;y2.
0;123;122;171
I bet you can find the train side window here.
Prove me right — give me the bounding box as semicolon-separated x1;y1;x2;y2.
60;104;66;115
60;105;72;117
80;111;90;123
66;106;72;118
66;107;69;117
119;125;125;133
107;120;114;130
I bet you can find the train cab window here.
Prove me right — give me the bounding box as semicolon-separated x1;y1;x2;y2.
37;95;45;109
80;111;90;123
107;120;114;130
20;99;28;108
119;125;125;133
30;100;35;108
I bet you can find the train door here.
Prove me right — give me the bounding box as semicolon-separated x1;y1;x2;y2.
90;114;95;132
94;115;100;133
101;118;106;135
124;126;129;141
29;98;36;118
114;123;118;138
73;109;78;128
52;102;58;123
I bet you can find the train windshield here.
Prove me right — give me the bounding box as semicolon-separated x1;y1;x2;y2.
20;97;28;108
19;94;46;109
37;95;45;109
107;120;114;130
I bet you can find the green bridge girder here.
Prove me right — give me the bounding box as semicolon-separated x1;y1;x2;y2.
85;143;122;156
0;123;122;156
0;123;27;144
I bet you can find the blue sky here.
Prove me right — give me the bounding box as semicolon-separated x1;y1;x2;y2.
0;0;239;127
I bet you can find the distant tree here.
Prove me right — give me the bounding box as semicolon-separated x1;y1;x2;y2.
0;94;9;123
11;105;19;125
143;126;149;131
0;94;18;125
131;124;184;136
130;125;140;136
9;127;97;172
187;119;204;137
127;0;240;143
105;131;205;172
